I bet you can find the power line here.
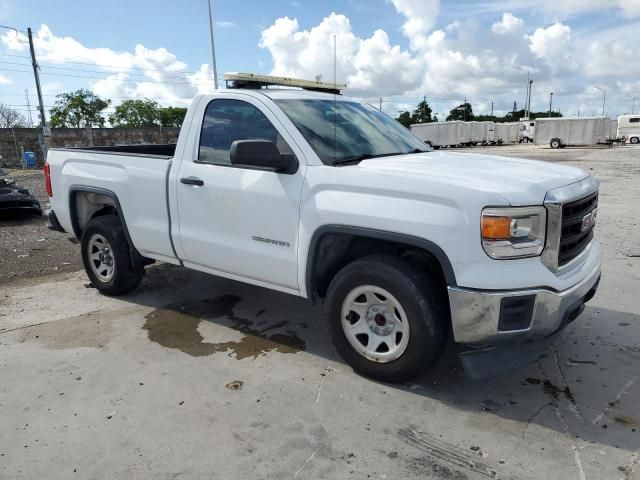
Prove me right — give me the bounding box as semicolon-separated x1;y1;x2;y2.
0;67;216;86
0;52;212;75
0;60;216;81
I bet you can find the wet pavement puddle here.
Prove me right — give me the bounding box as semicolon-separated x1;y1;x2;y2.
143;294;305;358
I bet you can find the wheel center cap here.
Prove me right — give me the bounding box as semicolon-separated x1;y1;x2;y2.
366;304;394;336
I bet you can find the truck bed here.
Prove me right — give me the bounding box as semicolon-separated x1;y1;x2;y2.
47;146;178;264
52;144;176;158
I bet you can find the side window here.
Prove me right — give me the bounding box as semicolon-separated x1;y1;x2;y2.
630;118;640;123
198;99;291;165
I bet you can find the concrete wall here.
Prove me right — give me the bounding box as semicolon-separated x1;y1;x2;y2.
0;127;180;167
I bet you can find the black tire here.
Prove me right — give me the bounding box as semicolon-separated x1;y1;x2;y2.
324;255;447;382
550;138;561;149
631;136;639;145
81;215;144;296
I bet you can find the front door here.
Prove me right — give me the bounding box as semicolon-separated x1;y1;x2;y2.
174;96;305;290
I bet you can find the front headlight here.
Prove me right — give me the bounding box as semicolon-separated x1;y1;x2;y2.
481;206;546;259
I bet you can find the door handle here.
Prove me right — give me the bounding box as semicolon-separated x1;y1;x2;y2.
180;177;204;186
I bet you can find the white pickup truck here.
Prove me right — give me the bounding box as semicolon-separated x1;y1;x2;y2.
45;74;601;381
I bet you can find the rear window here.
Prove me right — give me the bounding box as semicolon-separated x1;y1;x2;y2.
630;118;640;123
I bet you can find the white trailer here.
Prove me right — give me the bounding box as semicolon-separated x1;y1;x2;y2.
410;121;465;148
481;122;496;144
617;115;640;144
607;118;618;141
494;123;519;144
468;121;487;144
534;117;615;148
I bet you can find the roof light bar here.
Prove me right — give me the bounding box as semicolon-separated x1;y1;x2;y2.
223;72;347;95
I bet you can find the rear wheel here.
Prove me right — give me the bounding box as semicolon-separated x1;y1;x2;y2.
324;255;447;382
631;136;639;144
81;215;144;296
550;138;561;149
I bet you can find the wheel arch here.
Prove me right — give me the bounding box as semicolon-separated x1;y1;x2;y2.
69;185;148;269
305;225;457;305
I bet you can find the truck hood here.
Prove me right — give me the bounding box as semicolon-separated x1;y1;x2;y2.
358;151;589;205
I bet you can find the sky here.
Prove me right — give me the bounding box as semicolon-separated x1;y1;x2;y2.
0;0;639;124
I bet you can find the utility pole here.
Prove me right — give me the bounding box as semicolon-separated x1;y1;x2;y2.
24;89;33;127
527;80;533;119
594;86;606;117
207;0;219;89
549;92;553;118
512;65;530;119
491;101;494;117
463;97;467;122
27;27;49;160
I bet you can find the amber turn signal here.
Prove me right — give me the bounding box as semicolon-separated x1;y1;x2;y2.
482;216;511;240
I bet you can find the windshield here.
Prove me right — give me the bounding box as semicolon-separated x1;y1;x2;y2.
274;99;430;165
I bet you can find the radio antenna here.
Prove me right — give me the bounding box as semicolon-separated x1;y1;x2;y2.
333;34;337;163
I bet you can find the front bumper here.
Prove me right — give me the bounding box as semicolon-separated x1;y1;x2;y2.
448;252;601;346
447;244;601;379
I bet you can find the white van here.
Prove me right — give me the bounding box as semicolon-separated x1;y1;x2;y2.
618;115;640;144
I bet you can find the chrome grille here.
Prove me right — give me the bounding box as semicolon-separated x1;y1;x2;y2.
559;192;598;266
542;176;599;274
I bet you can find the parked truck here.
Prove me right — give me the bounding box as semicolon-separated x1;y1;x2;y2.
519;119;535;143
617;114;640;144
45;73;601;381
535;117;616;148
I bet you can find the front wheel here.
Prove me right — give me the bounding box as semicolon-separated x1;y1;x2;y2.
81;215;144;296
550;138;561;149
324;255;447;382
630;136;639;145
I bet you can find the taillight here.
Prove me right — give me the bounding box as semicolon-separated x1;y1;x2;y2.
44;163;53;197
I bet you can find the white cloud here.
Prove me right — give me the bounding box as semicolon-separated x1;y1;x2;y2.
527;22;577;71
0;74;11;85
390;0;440;47
583;40;640;77
0;25;213;106
492;13;524;34
259;13;422;96
479;0;639;19
618;0;640;18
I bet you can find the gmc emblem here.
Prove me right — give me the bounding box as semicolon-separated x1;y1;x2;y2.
581;209;597;232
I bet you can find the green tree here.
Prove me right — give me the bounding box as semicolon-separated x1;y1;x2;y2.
446;102;474;121
411;100;435;124
109;99;161;128
159;106;187;128
395;111;413;128
504;109;563;122
49;90;110;128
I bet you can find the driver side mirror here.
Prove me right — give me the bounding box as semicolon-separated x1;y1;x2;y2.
230;140;297;174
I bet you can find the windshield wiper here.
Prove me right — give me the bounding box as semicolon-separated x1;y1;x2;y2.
332;149;428;166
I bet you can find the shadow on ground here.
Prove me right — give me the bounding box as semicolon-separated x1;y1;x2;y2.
113;263;640;453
